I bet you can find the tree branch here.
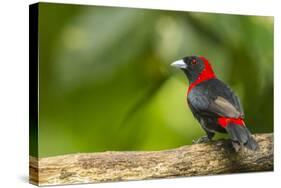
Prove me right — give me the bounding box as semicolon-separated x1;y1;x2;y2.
29;133;273;186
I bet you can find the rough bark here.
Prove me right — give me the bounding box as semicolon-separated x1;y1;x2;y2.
29;133;273;186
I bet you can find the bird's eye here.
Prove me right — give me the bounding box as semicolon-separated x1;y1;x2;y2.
191;59;197;65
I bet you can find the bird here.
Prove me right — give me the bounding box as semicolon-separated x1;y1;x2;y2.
171;56;258;151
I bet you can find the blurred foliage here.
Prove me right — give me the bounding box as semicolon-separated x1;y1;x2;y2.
35;3;273;157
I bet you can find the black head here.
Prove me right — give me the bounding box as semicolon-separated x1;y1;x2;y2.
171;56;213;83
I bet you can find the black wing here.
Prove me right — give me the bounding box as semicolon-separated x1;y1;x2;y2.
187;79;244;118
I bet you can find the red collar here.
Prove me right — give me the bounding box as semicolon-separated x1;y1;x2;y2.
187;57;216;94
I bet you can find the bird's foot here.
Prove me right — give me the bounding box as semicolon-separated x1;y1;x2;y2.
192;135;211;144
232;141;241;152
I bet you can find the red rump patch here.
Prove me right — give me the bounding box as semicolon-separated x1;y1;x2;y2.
217;117;245;128
187;56;216;94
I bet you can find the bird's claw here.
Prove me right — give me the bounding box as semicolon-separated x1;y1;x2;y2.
192;136;210;144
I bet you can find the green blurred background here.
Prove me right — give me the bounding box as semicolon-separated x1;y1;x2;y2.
35;3;273;157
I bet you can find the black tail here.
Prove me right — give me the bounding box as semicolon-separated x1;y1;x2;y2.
225;123;259;151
